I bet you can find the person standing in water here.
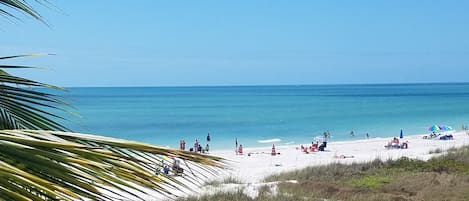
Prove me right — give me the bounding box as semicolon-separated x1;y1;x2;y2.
207;133;211;142
350;130;355;137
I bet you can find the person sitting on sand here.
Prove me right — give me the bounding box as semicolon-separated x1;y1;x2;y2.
303;147;309;154
172;159;183;175
163;165;170;175
312;143;318;151
238;144;243;155
391;138;400;148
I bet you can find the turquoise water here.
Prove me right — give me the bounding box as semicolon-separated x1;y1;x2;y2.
61;83;469;150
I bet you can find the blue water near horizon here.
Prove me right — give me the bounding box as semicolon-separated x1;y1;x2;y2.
59;83;469;150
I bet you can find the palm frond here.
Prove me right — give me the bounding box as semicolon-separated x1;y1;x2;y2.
0;54;72;131
0;130;225;200
0;0;46;22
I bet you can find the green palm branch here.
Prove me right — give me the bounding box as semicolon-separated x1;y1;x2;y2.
0;54;73;131
0;1;226;200
0;130;225;201
0;0;45;22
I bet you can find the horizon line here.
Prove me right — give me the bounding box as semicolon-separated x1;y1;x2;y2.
62;81;469;88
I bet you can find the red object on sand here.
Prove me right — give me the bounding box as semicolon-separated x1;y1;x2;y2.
271;144;276;156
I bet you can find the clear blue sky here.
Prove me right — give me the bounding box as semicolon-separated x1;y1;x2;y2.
1;1;468;87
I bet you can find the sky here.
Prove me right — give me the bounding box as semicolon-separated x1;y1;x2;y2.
1;0;469;87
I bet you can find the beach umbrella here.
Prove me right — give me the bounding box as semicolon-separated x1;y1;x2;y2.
400;129;403;139
439;125;453;131
428;125;440;132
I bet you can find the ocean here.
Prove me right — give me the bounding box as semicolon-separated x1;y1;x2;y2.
61;83;469;150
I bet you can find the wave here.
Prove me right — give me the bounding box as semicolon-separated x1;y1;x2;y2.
257;138;282;143
284;141;295;145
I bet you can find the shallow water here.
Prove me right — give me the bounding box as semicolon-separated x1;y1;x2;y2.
59;83;469;149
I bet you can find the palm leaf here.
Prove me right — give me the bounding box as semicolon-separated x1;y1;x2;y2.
0;54;72;131
0;130;225;200
0;0;46;22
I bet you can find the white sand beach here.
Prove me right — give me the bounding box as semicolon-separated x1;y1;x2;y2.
136;131;469;200
205;131;469;188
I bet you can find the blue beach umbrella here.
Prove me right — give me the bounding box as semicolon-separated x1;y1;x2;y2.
439;125;453;131
400;129;403;139
428;125;441;132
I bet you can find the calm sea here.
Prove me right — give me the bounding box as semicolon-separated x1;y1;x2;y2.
60;83;469;150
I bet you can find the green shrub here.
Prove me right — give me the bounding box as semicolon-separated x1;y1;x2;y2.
350;176;391;189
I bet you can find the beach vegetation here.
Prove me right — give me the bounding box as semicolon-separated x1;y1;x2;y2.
205;176;242;187
0;1;225;200
223;176;243;184
429;148;443;154
350;175;391;189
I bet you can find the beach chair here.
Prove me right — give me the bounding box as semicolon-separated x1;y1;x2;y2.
172;160;184;176
401;142;408;149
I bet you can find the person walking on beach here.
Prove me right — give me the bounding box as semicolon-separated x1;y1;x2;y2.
182;139;186;151
194;139;199;153
235;138;238;155
179;140;183;150
207;133;211;142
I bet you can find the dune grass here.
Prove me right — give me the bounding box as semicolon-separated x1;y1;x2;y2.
176;145;469;201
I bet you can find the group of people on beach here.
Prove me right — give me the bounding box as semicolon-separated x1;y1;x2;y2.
159;159;184;176
235;138;243;155
384;137;408;149
179;133;211;154
350;130;370;139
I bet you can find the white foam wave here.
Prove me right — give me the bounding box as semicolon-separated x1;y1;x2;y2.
257;138;282;143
